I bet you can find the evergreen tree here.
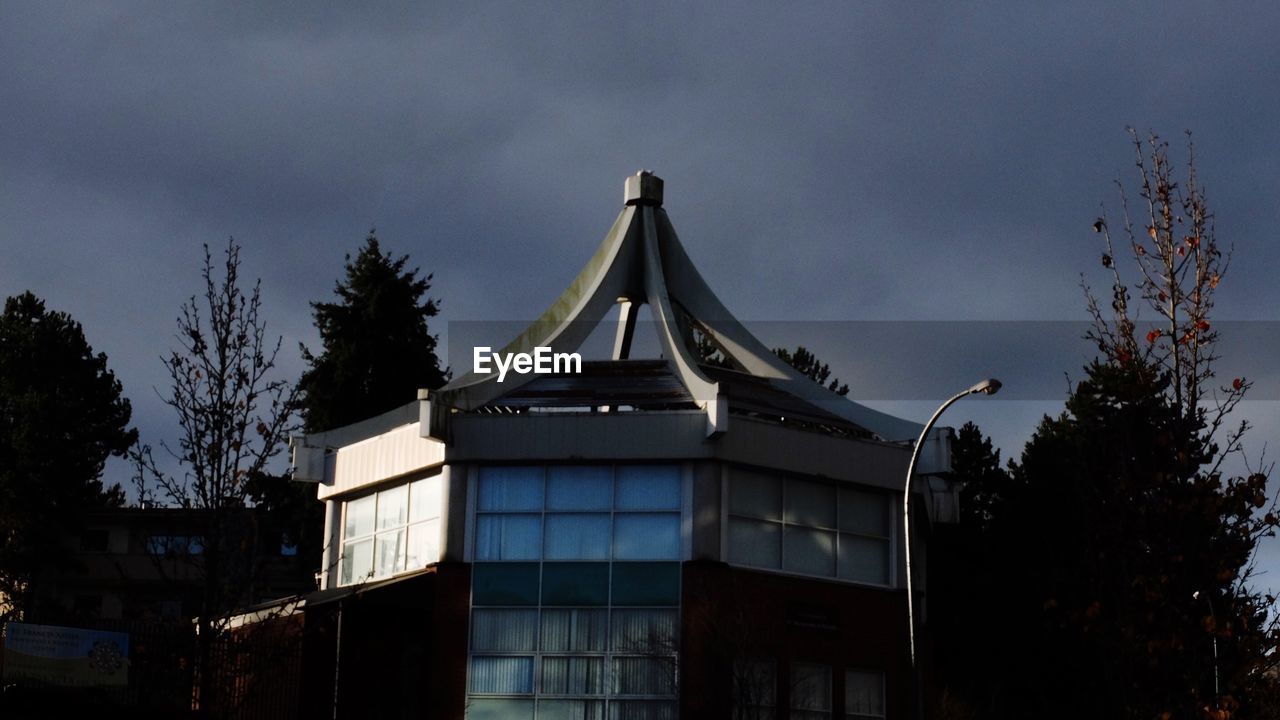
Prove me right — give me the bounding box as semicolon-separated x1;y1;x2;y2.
298;232;447;432
930;131;1279;718
694;331;850;397
928;422;1009;719
773;345;849;396
0;291;135;615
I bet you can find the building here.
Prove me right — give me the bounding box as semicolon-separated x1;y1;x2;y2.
23;507;311;624
288;172;962;720
3;507;314;716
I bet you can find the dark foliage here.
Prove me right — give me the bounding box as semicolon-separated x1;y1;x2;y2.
298;232;447;433
694;330;850;397
773;345;850;396
931;132;1279;719
0;291;135;612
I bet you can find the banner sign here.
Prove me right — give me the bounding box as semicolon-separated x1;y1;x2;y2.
3;622;129;687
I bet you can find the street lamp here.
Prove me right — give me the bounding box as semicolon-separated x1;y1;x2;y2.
903;378;1001;720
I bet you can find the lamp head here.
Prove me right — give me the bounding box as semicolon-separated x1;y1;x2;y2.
968;378;1002;396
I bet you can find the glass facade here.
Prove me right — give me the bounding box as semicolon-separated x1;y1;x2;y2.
727;469;893;586
468;465;683;720
339;474;443;586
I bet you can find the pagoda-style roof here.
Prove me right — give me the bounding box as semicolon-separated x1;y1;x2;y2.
423;171;924;443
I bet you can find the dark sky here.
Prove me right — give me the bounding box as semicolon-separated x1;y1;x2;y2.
4;3;1279;581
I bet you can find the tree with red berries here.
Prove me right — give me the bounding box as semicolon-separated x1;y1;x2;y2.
931;131;1279;720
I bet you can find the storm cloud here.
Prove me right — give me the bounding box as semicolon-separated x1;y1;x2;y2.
3;1;1279;580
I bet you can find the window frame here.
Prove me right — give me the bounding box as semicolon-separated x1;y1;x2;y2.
471;464;685;564
337;473;443;587
791;661;832;720
843;668;887;720
466;464;686;718
725;468;896;588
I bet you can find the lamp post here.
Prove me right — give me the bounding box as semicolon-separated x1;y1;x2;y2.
903;378;1001;720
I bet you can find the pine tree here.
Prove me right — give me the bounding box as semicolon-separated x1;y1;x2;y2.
0;292;135;615
298;232;448;432
773;345;850;396
931;131;1279;719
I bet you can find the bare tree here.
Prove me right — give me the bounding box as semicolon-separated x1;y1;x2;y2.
134;239;300;717
1083;129;1279;716
1088;129;1249;458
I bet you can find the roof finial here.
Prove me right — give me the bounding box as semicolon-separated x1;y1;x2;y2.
624;170;664;207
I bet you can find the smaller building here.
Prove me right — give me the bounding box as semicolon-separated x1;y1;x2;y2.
25;507;312;624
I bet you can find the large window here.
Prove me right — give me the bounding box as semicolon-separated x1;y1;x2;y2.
339;475;442;586
845;669;886;719
474;466;682;563
791;663;831;720
468;465;683;720
732;658;776;720
727;469;893;586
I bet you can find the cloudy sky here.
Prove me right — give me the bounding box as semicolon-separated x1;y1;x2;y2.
4;3;1279;579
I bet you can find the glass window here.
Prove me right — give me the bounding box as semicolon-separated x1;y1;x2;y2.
538;699;606;720
374;529;405;578
547;466;612;510
472;563;541;606
470;465;683;715
733;658;776;720
340;537;373;585
728;470;782;520
146;535;172;555
615;466;681;510
542;563;610;606
476;514;543;561
545;514;612;560
728;469;893;586
344;494;375;538
147;535;203;556
612;564;681;607
727;517;781;569
607;701;676;720
407;519;440;569
376;484;408;529
791;663;831;720
612;657;676;695
541;656;606;695
470;656;534;694
613;514;680;560
786;479;836;528
610;609;678;654
540;609;608;652
339;475;445;585
845;670;886;719
839;488;890;537
784;526;836;577
478;466;544;511
467;698;534;720
410;476;441;523
471;609;539;652
838;535;890;586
